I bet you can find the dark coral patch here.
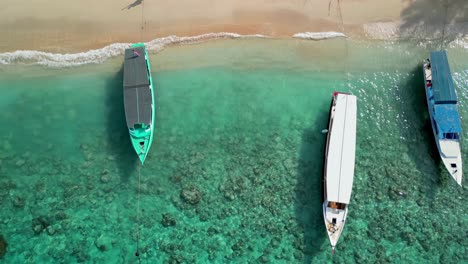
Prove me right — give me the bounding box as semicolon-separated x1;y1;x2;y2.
0;235;7;258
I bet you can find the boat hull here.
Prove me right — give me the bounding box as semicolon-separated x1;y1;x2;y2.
322;92;357;252
124;43;155;164
423;61;462;185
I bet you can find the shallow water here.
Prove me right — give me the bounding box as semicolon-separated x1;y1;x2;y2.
0;39;467;263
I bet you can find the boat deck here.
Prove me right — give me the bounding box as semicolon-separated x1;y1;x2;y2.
428;51;462;138
430;51;457;104
325;93;357;204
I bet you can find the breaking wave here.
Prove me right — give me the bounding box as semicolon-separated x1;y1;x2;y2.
0;32;267;67
1;30;465;67
292;32;347;40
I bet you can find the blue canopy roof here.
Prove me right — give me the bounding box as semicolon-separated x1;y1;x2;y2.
430;51;458;104
434;104;462;136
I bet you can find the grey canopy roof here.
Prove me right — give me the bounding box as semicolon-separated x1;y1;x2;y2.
123;47;152;128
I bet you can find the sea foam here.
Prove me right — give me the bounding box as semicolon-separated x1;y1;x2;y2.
292;32;347;40
1;31;465;67
0;31;345;67
0;33;267;67
363;21;468;45
451;37;468;49
362;22;399;40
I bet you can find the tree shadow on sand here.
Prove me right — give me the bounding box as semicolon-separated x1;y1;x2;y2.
399;0;468;43
105;65;138;182
295;109;329;263
121;0;143;11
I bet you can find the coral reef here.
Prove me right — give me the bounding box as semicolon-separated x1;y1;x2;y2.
0;40;467;263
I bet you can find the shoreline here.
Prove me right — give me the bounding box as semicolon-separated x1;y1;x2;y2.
1;35;467;71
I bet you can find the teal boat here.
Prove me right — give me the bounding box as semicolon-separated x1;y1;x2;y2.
123;43;155;164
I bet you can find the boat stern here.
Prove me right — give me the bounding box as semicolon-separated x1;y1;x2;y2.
451;166;462;186
441;155;462;186
131;136;150;164
322;201;348;251
129;125;154;164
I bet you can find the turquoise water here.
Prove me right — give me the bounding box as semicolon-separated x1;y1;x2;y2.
0;39;467;263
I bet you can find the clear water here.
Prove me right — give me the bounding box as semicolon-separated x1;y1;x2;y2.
0;39;467;263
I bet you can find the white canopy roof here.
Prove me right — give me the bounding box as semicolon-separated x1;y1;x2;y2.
326;93;357;204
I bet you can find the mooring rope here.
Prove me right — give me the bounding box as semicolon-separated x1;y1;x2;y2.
135;164;142;263
140;0;146;41
337;0;350;91
136;3;146;260
439;0;449;50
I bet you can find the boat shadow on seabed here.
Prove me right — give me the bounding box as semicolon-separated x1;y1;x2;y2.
105;65;139;182
404;66;448;188
295;109;329;263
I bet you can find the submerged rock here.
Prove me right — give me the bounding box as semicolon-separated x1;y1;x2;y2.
180;186;202;205
55;211;68;221
207;226;220;236
168;255;185;264
95;235;112;252
161;213;176;227
46;226;56;236
32;216;51;235
0;235;6;258
388;187;407;200
100;170;110;183
170;174;182;183
15;159;25;167
12;196;25;208
231;240;245;255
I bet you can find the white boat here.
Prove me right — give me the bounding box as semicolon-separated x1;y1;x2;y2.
322;92;357;253
423;51;463;186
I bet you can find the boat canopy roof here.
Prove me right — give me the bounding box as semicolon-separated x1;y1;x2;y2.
124;47;149;89
123;46;152;128
434;104;462;136
326;94;357;204
430;51;458;104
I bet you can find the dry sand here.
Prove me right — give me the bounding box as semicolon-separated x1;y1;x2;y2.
0;0;465;52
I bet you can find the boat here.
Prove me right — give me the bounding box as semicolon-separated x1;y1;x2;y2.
123;43;155;164
423;50;462;186
322;92;357;253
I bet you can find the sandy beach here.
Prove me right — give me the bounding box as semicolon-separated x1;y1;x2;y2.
0;0;466;52
0;0;398;52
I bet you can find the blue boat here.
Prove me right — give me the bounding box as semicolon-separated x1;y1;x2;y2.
423;50;462;186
